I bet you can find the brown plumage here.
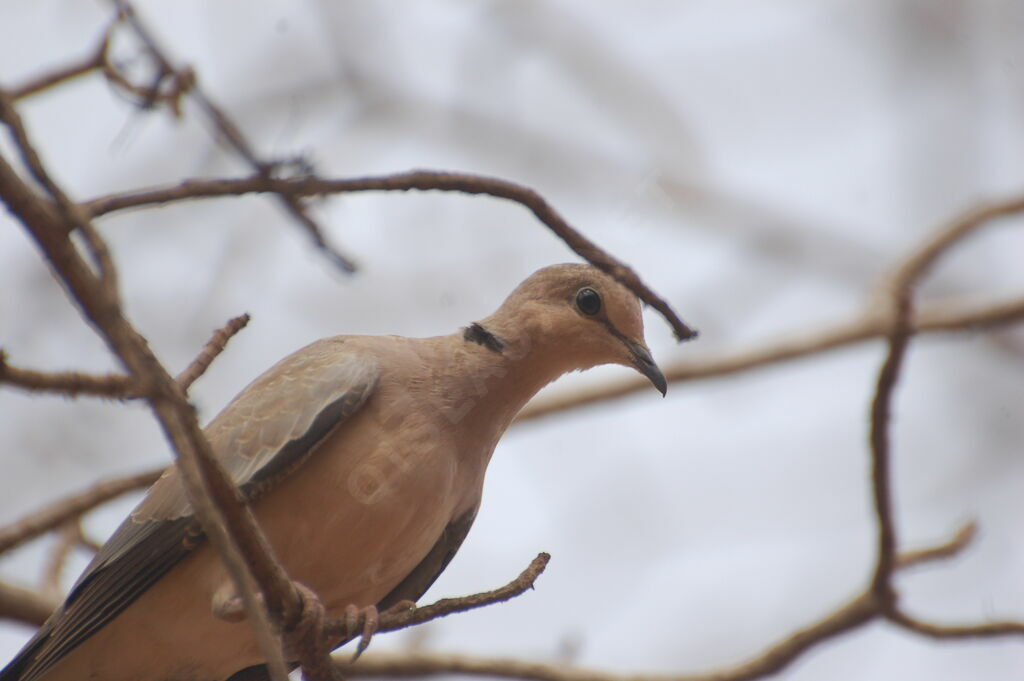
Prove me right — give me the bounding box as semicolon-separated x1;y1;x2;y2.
1;264;668;681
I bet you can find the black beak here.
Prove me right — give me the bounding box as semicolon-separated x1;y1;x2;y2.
628;341;668;397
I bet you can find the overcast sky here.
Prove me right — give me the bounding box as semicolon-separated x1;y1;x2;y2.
1;2;1023;679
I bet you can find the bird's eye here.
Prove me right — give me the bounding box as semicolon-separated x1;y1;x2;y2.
575;287;602;316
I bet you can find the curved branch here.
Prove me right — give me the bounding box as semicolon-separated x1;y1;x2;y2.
83;172;698;341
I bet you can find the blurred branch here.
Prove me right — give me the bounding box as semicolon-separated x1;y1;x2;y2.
0;313;252;400
518;293;1024;422
342;525;1007;681
0;469;161;556
865;194;1024;635
0;350;134;398
0;582;58;628
0;88;292;681
83;171;698;341
39;522;84;602
8;17;119;100
896;522;976;569
111;0;356;273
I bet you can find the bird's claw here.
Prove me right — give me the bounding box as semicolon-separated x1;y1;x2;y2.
343;604;381;662
287;583;351;680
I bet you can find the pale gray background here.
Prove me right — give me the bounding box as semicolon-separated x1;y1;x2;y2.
1;1;1023;679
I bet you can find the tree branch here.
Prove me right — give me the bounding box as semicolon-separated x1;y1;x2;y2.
110;0;357;273
866;196;1024;615
327;553;551;642
83;172;698;341
0;91;292;681
7;15;121;101
0;350;135;398
0;469;161;555
344;522;1018;681
0;582;58;628
175;313;250;392
517;293;1024;422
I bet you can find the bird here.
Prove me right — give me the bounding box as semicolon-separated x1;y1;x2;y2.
1;263;672;681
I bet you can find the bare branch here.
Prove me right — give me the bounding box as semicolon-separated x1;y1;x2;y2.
328;553;551;642
866;294;911;606
885;610;1024;639
40;522;84;601
82;172;698;341
0;581;58;627
517;294;1024;422
0;468;161;555
344;522;1012;681
0;91;118;295
8;16;120;100
0;92;291;681
0;314;250;400
109;0;356;274
896;522;977;570
0;350;134;398
346;595;876;681
175;313;250;392
866;197;1024;614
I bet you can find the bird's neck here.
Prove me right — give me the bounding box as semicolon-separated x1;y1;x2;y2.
437;321;571;456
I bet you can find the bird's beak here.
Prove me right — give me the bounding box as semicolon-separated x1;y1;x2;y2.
627;341;668;396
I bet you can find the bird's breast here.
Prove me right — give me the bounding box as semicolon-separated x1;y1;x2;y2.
249;403;462;612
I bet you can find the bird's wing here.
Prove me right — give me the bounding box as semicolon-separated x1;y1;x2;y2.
4;339;378;681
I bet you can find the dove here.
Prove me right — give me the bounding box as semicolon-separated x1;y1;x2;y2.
1;263;672;681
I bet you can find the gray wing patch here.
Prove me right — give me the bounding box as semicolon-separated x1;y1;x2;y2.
134;342;379;523
1;339;378;681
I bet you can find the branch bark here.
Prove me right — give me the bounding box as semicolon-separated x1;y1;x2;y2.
83;172;698;341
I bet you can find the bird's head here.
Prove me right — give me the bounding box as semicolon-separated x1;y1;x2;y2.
483;263;668;396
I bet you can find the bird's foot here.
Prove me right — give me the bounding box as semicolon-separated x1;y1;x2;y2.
286;583;342;681
342;604;378;662
211;584;262;623
342;599;417;662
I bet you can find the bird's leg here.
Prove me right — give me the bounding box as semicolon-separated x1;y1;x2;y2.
342;604;377;662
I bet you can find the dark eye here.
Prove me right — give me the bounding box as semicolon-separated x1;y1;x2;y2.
575;287;602;316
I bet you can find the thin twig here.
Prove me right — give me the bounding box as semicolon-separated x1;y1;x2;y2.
328;553;551;642
109;0;356;273
0;314;251;399
40;522;84;601
885;610;1024;639
8;16;121;100
175;313;250;392
83;172;699;341
0;469;161;555
0;91;118;296
0;350;135;398
896;522;977;570
517;294;1024;422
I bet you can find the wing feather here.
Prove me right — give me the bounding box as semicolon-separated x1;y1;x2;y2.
3;338;378;681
